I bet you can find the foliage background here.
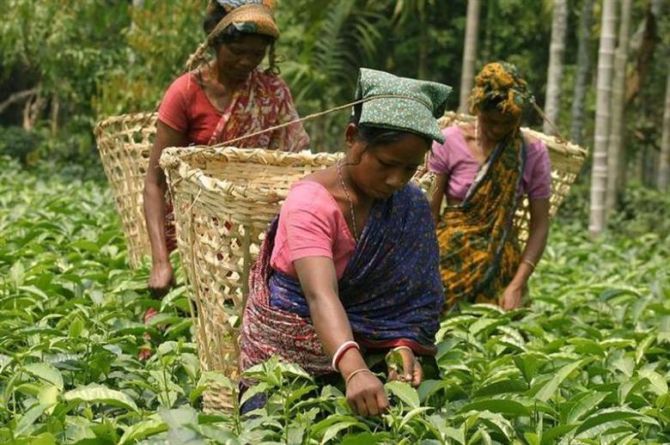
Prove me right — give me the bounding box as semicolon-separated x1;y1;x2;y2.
0;0;668;178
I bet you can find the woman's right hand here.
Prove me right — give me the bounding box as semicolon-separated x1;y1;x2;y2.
345;369;389;417
148;261;174;298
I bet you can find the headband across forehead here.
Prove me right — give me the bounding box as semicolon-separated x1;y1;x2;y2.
209;1;279;41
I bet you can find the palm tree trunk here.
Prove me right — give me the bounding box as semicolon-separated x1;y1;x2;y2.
605;0;633;214
543;0;568;135
588;0;617;236
658;72;670;191
458;0;481;113
570;0;594;145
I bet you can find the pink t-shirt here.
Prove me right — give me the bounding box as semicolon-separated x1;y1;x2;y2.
428;126;552;201
270;181;356;279
157;73;223;145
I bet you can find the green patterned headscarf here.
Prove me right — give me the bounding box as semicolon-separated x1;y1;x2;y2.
354;68;452;143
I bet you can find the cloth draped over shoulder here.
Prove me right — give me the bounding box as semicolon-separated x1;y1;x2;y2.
240;184;444;375
207;69;309;150
438;129;526;308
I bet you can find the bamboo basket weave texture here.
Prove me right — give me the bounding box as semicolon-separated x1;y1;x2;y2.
94;112;157;268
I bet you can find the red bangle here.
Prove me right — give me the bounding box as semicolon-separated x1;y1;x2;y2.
332;341;360;372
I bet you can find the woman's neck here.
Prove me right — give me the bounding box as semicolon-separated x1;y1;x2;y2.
338;164;374;207
207;63;246;90
473;121;495;155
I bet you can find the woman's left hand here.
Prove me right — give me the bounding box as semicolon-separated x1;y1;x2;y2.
387;347;423;387
500;284;523;310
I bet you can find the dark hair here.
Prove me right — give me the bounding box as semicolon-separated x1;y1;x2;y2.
203;2;278;73
349;102;432;148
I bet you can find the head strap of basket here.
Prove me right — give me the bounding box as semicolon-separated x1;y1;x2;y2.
187;0;279;71
353;68;452;143
469;62;531;118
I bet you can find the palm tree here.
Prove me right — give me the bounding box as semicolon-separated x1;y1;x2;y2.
589;0;617;236
605;0;633;214
659;72;670;191
458;0;481;113
275;0;391;150
570;0;594;145
392;0;436;79
543;0;568;135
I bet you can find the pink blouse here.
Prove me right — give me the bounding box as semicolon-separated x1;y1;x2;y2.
270;181;356;279
428;126;552;201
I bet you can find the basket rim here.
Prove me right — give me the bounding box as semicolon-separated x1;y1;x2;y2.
94;112;158;136
160;146;342;201
439;111;588;159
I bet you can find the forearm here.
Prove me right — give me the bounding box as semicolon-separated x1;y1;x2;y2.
510;220;549;288
429;174;447;224
306;291;367;376
143;182;170;264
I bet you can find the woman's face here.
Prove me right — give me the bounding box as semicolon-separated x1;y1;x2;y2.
478;108;521;142
215;34;270;82
346;125;430;200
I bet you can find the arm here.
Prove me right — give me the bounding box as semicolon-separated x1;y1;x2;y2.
143;121;188;296
429;173;448;224
293;257;388;416
501;198;550;309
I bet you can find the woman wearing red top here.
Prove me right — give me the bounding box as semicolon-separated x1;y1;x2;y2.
143;0;309;298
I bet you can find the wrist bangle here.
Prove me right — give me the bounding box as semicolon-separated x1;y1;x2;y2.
385;345;413;362
331;340;360;372
522;259;536;270
345;368;373;386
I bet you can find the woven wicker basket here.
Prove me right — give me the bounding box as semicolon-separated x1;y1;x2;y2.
94;109;586;268
94;112;157;268
160;147;341;411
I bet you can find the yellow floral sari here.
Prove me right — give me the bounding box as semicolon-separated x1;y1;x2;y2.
438;130;526;309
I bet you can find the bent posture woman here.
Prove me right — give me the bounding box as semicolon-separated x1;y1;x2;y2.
240;68;451;416
429;62;551;310
143;0;309;298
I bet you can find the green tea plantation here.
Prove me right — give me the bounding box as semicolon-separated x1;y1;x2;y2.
1;157;669;444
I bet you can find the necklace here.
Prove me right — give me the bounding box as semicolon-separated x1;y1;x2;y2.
337;160;360;241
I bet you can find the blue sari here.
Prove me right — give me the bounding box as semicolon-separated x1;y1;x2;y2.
240;183;443;375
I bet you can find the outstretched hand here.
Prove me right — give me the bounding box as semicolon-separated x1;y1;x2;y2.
500;284;523;310
148;261;174;299
386;346;423;387
345;369;389;416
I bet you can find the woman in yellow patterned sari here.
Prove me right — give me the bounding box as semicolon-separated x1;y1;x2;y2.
429;63;551;310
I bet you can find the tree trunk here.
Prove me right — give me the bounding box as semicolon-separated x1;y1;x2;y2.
50;96;60;136
624;3;658;105
458;0;481;113
569;0;594;145
605;0;632;215
588;0;617;236
543;0;568;135
658;72;670;190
